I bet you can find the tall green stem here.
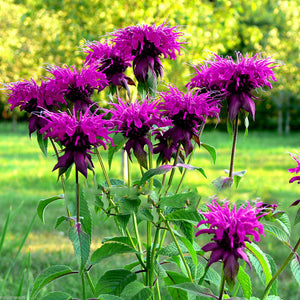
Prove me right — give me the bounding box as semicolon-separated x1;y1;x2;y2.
76;169;80;223
261;237;300;300
159;212;193;282
175;123;205;193
218;266;226;300
95;148;111;187
229;116;239;179
146;220;152;286
81;272;87;300
164;145;181;195
150;223;161;288
85;271;96;296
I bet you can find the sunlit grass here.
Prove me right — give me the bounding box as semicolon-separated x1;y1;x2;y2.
1;122;300;298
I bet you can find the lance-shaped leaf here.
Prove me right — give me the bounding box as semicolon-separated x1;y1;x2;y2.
30;265;74;299
40;291;72;300
95;269;137;297
291;258;300;286
246;242;272;286
121;281;152;300
159;191;199;208
91;242;138;265
69;225;90;274
165;209;203;225
37;195;64;223
237;265;252;300
37;132;48;157
170;282;217;298
200;142;217;164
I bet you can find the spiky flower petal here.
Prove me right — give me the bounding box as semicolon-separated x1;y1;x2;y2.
112;22;184;82
40;107;113;177
288;152;300;184
188;52;279;121
196;199;265;282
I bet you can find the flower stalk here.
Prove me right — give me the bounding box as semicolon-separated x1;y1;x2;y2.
229;115;239;179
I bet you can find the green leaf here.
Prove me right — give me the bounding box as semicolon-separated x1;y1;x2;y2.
170;282;215;298
37;195;64;223
200;142;217;164
290;258;300;286
99;295;124;300
246;242;272;286
95;269;137;297
264;224;290;243
40;291;72;300
294;207;300;226
37;132;48;157
165;209;203;225
164;271;190;300
266;296;282;300
30;265;74;299
54;216;68;229
0;206;11;255
178;236;197;275
275;213;291;236
91;242;138;265
68;226;90;274
121;281;152;300
139;165;173;185
80;189;92;240
159;191;199;208
108;133;126;169
237;265;252;300
124;260;140;271
101;236;137;247
136;208;154;223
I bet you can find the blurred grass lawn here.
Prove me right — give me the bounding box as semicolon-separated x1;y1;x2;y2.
0;122;300;298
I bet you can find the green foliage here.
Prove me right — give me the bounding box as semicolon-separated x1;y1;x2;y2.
237;265;252;300
37;194;64;223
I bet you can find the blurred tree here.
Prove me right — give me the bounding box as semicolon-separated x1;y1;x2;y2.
0;0;299;131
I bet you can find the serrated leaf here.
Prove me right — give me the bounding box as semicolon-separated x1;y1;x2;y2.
170;282;215;298
246;242;272;286
275;213;291;236
40;291;72;300
178;236;197;275
37;132;48;157
291;258;300;286
136;208;154;223
264;224;290;243
101;236;137;247
164;271;190;300
54;216;68;229
200;142;217;164
121;281;149;299
99;295;124;300
37;195;64;223
108;133;126;169
69;226;90;273
159;191;199;209
294;207;300;225
30;265;73;299
80;190;92;240
139;165;174;185
91;242;138;265
237;265;252;299
166;209;202;225
95;269;137;296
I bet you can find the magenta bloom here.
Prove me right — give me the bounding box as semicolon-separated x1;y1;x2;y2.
46;64;108;111
112;22;184;82
83;42;134;94
196;199;265;282
288;152;300;183
40;108;113;177
109;98;164;168
188;53;279;121
157;85;220;157
6;79;66;135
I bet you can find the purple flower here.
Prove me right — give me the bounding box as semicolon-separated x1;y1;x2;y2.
112;22;184;82
6;79;66;135
46;64;108;112
196;199;265;283
109;98;164;168
188;52;279;121
288;152;300;183
83;42;134;95
39;107;113;177
157;85;220;157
